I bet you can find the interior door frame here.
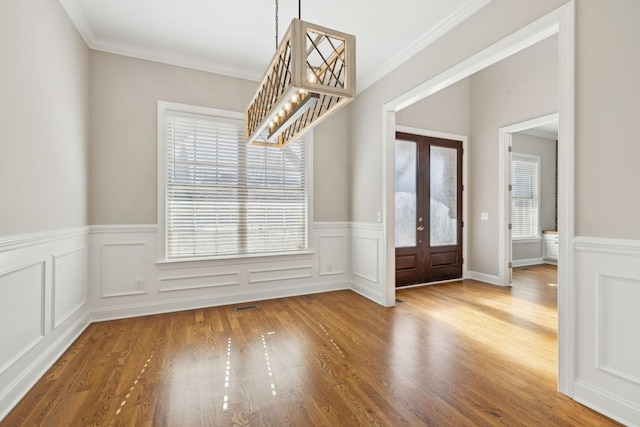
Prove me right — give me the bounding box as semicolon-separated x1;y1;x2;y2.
381;3;575;396
396;126;469;282
498;113;558;286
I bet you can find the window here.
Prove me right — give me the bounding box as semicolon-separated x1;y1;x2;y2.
158;102;309;260
511;154;540;240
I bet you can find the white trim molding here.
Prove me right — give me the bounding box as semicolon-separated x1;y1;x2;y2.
88;222;351;322
0;227;90;421
573;236;640;427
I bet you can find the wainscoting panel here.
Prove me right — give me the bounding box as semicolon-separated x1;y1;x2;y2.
89;223;350;321
248;266;313;284
350;223;384;304
0;228;90;422
159;271;240;292
574;237;640;426
0;262;45;376
318;235;346;276
100;242;147;297
53;247;87;328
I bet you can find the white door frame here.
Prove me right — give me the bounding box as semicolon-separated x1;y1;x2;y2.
498;113;559;286
381;3;575;395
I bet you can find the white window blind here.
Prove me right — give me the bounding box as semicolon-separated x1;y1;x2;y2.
511;154;539;239
164;110;307;259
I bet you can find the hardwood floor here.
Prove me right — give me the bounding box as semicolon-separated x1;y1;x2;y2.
2;265;621;426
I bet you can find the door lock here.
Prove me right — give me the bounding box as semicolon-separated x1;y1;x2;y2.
417;226;424;231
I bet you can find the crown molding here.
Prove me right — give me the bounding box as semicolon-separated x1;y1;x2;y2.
58;0;263;82
89;36;263;81
60;0;492;88
357;0;493;93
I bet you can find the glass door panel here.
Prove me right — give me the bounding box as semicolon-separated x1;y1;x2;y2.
430;145;457;246
395;140;417;247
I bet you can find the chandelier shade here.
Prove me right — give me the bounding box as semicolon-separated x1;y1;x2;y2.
246;18;356;147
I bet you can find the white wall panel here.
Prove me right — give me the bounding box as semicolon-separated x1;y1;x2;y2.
574;237;640;426
248;266;313;284
0;262;45;375
352;236;378;283
53;247;87;328
101;242;147;297
597;274;640;386
318;235;346;276
89;223;350;320
350;223;384;304
159;272;240;292
0;229;89;421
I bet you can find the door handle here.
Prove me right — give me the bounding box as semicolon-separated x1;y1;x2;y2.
417;226;424;231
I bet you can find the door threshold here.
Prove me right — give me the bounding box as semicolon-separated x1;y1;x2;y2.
397;277;463;289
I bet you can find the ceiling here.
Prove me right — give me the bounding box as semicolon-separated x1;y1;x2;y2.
59;0;491;91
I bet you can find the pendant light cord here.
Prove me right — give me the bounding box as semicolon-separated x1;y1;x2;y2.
275;0;279;49
275;0;302;49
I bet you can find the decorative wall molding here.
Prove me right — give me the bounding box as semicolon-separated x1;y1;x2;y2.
248;266;313;284
52;246;87;329
0;261;46;377
350;222;384;304
158;272;240;293
100;242;148;298
88;222;351;321
90;224;158;234
575;236;640;256
596;273;640;387
573;235;640;426
0;226;88;252
0;228;90;422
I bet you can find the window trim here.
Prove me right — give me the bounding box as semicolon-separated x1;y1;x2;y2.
511;153;540;241
157;100;313;263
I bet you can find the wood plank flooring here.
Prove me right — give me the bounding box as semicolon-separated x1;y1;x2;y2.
2;265;621;426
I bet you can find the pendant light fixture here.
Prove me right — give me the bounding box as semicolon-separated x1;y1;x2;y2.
246;0;356;147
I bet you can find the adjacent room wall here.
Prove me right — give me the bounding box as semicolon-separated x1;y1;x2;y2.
0;0;90;419
396;78;471;136
468;35;558;276
511;132;557;263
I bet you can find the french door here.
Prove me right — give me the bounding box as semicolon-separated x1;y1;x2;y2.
395;132;463;287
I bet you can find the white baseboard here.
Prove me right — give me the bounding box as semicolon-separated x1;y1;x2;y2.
466;270;500;286
574;380;640;427
512;257;544;267
91;280;349;322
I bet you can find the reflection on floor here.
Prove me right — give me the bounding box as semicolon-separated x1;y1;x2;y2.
3;263;621;426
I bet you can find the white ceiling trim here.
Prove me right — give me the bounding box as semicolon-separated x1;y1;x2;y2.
59;0;493;88
58;0;264;80
90;35;265;81
357;0;492;92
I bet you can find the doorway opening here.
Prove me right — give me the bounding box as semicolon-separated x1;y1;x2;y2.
381;4;575;396
499;113;559;286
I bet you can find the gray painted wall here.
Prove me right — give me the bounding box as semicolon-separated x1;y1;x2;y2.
89;51;351;225
0;0;90;236
512;133;557;262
